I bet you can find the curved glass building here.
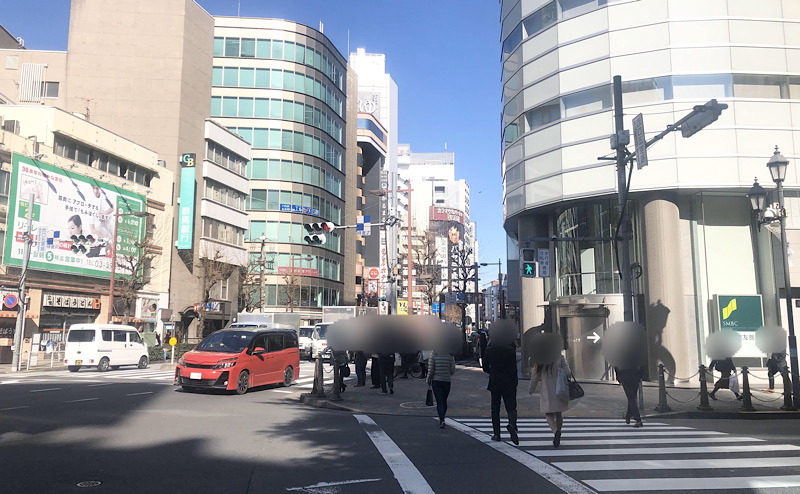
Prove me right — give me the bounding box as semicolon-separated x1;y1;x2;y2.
212;18;350;318
501;0;800;380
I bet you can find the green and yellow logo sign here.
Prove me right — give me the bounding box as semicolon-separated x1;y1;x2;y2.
716;295;763;332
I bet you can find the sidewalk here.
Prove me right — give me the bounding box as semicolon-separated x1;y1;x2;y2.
301;358;800;419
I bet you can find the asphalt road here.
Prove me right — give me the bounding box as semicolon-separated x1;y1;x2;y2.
3;362;800;493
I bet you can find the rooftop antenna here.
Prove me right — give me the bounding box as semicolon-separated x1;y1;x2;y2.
237;0;240;17
319;20;324;33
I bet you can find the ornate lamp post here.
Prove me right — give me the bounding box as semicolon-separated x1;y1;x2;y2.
747;146;799;407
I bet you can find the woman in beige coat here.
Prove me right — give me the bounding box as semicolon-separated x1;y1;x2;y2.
529;354;570;447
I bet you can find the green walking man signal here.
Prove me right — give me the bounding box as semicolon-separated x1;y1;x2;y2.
520;248;537;278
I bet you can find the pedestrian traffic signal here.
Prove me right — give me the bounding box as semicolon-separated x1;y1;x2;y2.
520;248;537;278
303;222;335;244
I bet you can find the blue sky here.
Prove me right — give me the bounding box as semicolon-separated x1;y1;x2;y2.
2;0;506;282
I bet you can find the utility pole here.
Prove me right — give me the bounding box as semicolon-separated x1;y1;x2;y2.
11;194;34;372
498;258;505;319
612;75;634;322
473;263;480;330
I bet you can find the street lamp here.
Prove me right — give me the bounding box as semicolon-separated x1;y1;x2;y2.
285;254;313;312
480;259;506;319
747;146;799;407
107;209;151;324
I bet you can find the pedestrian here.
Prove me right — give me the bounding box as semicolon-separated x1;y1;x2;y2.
379;352;395;394
615;366;644;428
767;351;787;391
370;353;381;389
427;349;456;428
483;327;519;445
709;357;741;400
399;352;416;378
354;351;368;387
529;353;571;447
155;332;161;347
479;331;488;365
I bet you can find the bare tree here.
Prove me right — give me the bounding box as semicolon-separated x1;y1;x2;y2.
236;260;262;314
114;235;158;324
450;243;477;356
412;229;445;311
196;246;237;337
280;272;300;312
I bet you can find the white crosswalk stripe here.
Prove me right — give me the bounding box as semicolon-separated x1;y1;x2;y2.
451;417;800;492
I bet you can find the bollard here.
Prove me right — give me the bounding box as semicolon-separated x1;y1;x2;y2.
740;366;756;412
655;363;672;412
311;355;326;397
781;366;796;411
330;362;342;402
697;364;713;411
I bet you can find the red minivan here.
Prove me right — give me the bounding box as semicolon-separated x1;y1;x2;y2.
175;327;300;394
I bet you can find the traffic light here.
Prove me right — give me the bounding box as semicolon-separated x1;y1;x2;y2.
303;222;335;244
520;248;537;278
680;99;728;138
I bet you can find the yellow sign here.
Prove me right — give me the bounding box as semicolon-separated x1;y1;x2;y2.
397;299;408;315
169;337;177;347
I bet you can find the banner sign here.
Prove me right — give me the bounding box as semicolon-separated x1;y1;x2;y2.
357;215;371;236
280;204;320;216
176;163;196;250
429;206;464;225
277;266;320;277
715;295;763;332
5;154;145;278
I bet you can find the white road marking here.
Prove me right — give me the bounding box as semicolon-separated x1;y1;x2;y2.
29;387;61;393
65;398;99;403
286;478;381;491
517;430;724;438
355;414;435;494
446;418;597;494
586;475;800;492
555;457;800;472
459;418;637;424
530;444;800;457
518;436;761;447
87;383;114;387
271;390;294;394
0;380;20;384
474;425;689;432
126;391;154;396
0;406;30;411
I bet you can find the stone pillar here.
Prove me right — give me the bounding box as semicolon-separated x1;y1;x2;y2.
518;214;548;376
642;196;689;383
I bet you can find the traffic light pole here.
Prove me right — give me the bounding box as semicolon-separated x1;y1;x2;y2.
612;76;635;323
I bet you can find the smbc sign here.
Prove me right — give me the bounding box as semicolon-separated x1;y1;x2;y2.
715;295;763;332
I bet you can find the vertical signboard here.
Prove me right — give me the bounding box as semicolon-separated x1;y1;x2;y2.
714;294;764;358
176;153;196;250
5;153;145;278
537;248;550;278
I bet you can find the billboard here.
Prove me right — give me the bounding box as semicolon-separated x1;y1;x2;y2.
176;153;196;250
5;153;146;278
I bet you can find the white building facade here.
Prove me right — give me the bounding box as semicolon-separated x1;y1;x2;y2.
501;0;800;380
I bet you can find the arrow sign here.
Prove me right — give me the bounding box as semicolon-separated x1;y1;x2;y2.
587;331;601;344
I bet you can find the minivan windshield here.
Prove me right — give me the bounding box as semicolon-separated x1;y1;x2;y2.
67;330;95;342
299;328;312;338
195;331;254;353
315;325;328;338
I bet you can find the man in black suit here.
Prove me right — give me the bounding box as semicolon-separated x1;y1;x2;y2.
483;338;519;445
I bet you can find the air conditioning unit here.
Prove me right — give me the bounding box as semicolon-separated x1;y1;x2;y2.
2;119;19;135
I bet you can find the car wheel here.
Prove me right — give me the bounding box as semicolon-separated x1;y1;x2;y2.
68;365;80;373
138;356;148;369
236;370;250;395
97;357;110;372
282;366;293;387
410;363;424;379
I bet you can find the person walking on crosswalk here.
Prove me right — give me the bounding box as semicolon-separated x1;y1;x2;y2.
483;321;519;445
427;349;456;428
615;366;644;428
529;352;570;448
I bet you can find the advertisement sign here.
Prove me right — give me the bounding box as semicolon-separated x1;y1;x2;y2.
5;154;145;278
368;267;380;279
715;294;764;358
280;204;320;216
397;299;408;316
277;266;320;277
176;153;196;250
429;206;464;225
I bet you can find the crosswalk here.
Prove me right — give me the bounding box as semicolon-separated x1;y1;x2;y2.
452;417;800;492
1;361;350;393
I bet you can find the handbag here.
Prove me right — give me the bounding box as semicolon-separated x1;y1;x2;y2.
556;367;570;401
340;364;350;378
729;372;740;394
568;373;584;400
426;386;434;406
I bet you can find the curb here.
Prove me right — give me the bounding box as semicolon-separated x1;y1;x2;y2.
300;393;353;412
648;410;800;420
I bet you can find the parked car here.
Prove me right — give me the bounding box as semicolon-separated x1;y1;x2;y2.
298;326;314;360
64;324;148;372
174;328;299;394
310;323;331;360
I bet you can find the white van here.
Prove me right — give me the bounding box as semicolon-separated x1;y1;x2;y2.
64;324;149;372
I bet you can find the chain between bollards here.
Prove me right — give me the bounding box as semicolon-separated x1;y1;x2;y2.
739;366;756;412
781;367;796;411
697;364;713;411
655;363;672;412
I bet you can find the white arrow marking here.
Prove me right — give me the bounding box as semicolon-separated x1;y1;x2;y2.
587;332;601;344
286;478;381;492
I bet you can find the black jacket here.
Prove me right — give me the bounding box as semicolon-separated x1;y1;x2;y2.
482;344;518;392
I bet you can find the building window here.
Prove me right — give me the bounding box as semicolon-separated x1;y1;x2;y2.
41;81;59;98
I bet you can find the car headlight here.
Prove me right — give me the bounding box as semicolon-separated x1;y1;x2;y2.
213;359;237;369
178;356;186;366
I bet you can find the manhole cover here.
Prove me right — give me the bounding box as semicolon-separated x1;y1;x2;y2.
77;481;102;488
400;401;431;409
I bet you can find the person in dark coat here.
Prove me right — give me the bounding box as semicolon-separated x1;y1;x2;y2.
483;341;519;445
370;353;381;388
478;332;488;365
767;352;787;391
379;352;395;394
354;351;368;387
709;357;741;400
615;366;643;428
